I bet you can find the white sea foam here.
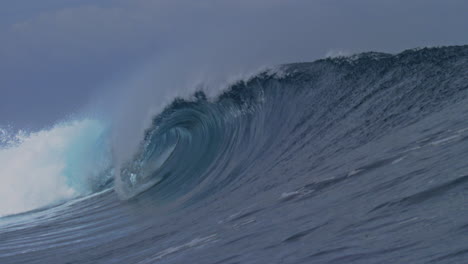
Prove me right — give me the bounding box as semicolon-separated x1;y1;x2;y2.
0;119;110;217
429;135;460;146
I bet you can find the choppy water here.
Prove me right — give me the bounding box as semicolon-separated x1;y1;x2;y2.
1;46;468;263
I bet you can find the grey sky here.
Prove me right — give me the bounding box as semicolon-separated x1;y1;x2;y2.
1;0;467;130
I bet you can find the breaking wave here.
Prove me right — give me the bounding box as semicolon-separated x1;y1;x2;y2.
1;45;468;263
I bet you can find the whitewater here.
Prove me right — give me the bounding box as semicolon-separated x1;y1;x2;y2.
0;45;468;263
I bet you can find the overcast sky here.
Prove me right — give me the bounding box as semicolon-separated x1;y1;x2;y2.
1;0;467;130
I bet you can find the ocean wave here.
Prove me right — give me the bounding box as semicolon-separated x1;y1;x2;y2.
115;45;468;203
1;45;468;263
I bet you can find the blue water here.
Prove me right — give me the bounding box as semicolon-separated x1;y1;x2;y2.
1;46;468;263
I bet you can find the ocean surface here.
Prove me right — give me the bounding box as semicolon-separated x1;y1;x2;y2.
1;45;468;263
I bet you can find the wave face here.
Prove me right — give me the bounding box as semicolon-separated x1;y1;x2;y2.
1;46;468;263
